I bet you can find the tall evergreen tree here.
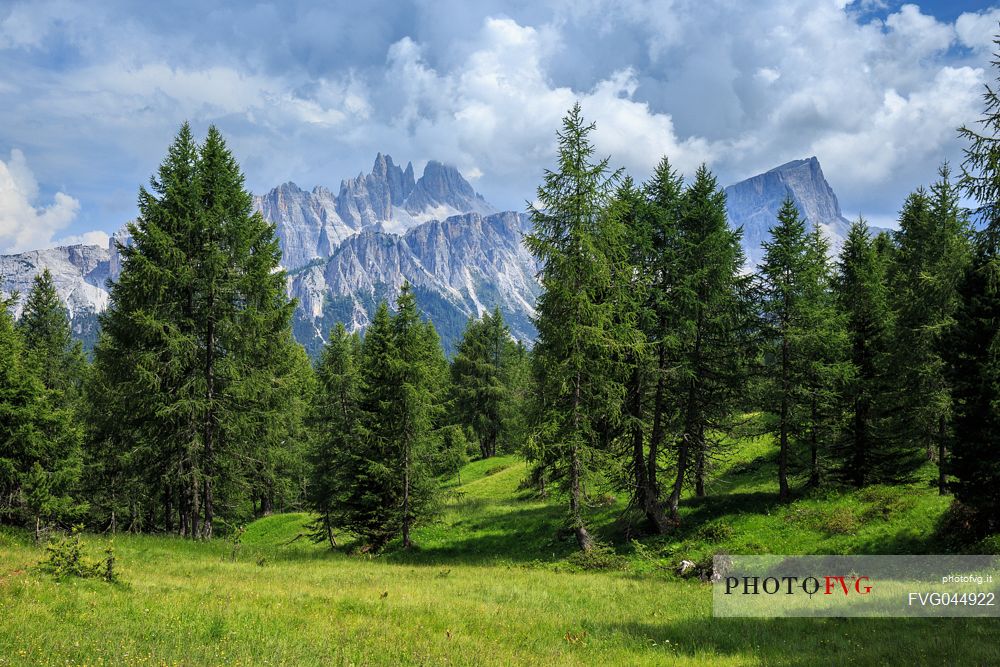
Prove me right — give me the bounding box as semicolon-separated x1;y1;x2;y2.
665;165;754;519
392;283;441;548
90;123;304;537
799;226;849;487
947;42;1000;533
756;201;849;496
611;165;682;533
758;199;811;501
19;269;87;402
0;293;82;536
451;308;513;459
307;323;361;547
833;219;912;486
525;103;632;550
335;289;442;551
888;168;971;494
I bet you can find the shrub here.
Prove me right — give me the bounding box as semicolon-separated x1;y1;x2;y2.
823;507;858;535
38;527;117;582
858;486;916;521
696;520;734;542
566;543;629;571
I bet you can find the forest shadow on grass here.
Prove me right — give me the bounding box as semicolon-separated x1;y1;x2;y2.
388;503;578;565
594;616;1000;666
679;491;785;528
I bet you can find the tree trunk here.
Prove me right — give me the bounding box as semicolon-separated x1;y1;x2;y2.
326;517;337;549
808;393;820;488
402;439;412;549
852;396;866;488
571;370;593;551
668;434;689;520
644;337;671;533
570;442;594;551
695;437;706;498
670;312;703;520
164;486;173;534
190;474;200;539
202;304;215;540
778;328;790;502
938;416;947;495
628;363;647;511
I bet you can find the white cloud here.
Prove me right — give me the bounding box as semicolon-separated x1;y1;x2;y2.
810;66;982;186
0;0;997;242
956;9;1000;52
56;230;110;247
379;17;715;192
0;149;80;253
756;68;781;84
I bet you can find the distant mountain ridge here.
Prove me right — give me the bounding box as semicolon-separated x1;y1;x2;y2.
1;154;866;354
254;154;496;270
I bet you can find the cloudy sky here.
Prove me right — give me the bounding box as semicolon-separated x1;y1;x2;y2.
0;0;998;252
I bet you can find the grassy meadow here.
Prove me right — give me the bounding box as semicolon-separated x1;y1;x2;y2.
1;432;998;666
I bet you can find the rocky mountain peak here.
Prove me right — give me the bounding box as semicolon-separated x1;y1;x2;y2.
725;156;851;266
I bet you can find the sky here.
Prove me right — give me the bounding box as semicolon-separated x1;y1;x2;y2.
1;0;999;253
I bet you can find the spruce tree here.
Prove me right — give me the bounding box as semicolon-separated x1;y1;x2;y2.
608;169;679;533
799;226;849;487
524;104;631;550
451;308;512;459
758;198;811;501
833;219;911;486
19;269;87;402
0;294;82;535
307;323;361;547
947;42;1000;532
391;283;440;548
888;169;971;494
328;287;442;551
665;165;754;519
90;123;304;537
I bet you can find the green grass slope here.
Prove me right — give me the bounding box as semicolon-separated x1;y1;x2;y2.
0;433;996;666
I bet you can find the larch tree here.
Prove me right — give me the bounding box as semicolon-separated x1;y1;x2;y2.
833;218;913;486
524;103;632;550
888;168;971;494
947;40;1000;534
665;165;754;520
451;308;512;459
758;198;811;502
799;226;849;487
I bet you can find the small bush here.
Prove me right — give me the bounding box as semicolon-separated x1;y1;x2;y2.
39;527;117;582
228;525;246;562
823;507;858;535
737;540;767;555
858;486;916;521
696;521;734;542
971;534;1000;555
566;543;628;571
